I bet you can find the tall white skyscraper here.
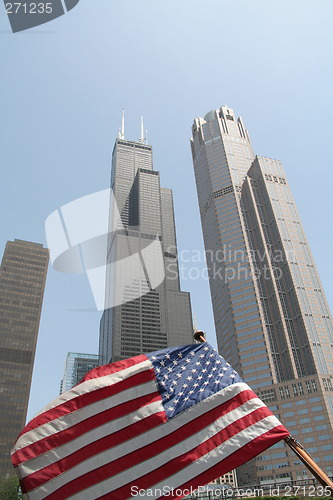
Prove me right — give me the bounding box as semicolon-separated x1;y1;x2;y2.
191;106;333;485
99;133;193;364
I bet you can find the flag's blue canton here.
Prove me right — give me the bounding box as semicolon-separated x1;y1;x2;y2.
146;343;243;420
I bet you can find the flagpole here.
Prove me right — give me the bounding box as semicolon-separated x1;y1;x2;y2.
193;331;333;496
284;436;333;495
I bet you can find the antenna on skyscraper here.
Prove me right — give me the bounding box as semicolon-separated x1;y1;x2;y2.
139;116;145;143
118;109;125;140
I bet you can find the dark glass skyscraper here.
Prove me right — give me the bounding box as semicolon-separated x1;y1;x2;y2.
99;135;193;364
0;239;48;478
191;106;333;485
60;352;99;393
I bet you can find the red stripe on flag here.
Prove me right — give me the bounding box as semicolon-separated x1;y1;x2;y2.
21;407;166;493
12;370;156;468
17;355;148;439
42;389;259;500
80;355;147;382
99;406;278;500
157;425;290;500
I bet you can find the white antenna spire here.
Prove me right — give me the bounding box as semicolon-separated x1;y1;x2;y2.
121;109;125;138
118;109;125;139
139;116;145;143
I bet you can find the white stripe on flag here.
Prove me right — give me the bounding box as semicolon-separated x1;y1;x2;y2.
26;383;254;499
13;359;152;454
131;415;282;500
33;359;151;417
25;398;164;500
66;392;265;499
20;385;161;479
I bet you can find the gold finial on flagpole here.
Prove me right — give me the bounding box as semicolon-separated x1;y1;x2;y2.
194;330;206;343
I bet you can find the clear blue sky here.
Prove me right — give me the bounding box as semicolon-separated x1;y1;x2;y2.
1;0;333;420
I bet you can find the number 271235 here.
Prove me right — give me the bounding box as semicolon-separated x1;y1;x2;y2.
5;3;53;14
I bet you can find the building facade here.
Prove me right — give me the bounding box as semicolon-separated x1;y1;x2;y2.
191;106;333;485
60;352;99;393
99;135;193;364
0;239;48;479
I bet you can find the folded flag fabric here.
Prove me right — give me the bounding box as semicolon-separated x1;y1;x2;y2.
12;343;289;500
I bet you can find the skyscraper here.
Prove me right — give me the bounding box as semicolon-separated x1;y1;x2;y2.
191;106;333;485
99;130;193;364
60;352;99;393
0;239;48;479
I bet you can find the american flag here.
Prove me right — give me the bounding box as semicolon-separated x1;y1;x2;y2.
12;343;289;499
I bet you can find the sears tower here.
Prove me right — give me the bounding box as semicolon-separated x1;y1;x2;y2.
99;122;193;364
191;106;333;485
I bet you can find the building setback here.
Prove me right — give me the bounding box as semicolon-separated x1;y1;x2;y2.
191;106;333;485
0;239;48;478
99;133;193;364
60;352;99;393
